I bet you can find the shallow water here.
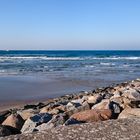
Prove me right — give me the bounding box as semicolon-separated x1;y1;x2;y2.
0;50;139;104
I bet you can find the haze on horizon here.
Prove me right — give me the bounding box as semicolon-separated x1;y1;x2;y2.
0;0;140;50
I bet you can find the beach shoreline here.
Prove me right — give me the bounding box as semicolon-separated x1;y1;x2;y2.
0;76;137;111
0;75;138;111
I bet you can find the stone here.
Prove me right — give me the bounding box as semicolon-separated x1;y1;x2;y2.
130;100;140;108
118;108;140;119
70;109;112;123
66;101;90;117
0;110;11;124
55;105;66;112
24;104;37;110
110;97;124;106
40;106;50;113
35;113;67;131
48;108;60;115
71;99;84;105
2;114;24;130
21;113;52;133
0;125;12;137
112;90;121;98
122;88;140;100
1;118;140;140
66;102;81;110
17;109;39;120
102;92;114;99
87;94;102;104
92;99;110;110
65;118;83;125
92;99;121;117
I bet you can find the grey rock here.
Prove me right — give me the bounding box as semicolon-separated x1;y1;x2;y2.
71;99;84;105
21;113;52;133
36;113;67;131
66;101;90;117
122;88;140;100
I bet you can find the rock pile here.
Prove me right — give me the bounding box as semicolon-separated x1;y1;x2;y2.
0;79;140;138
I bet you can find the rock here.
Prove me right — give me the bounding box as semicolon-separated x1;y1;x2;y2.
110;97;124;106
82;96;88;101
71;99;84;105
0;125;12;137
0;110;11;124
40;106;50;113
130;100;140;108
2;118;140;140
23;103;45;110
48;108;60;115
112;90;121;98
35;113;67;131
118;108;140;119
70;109;112;123
122;88;140;100
55;105;66;112
102;92;114;99
92;99;110;110
2;114;24;130
24;104;37;110
17;109;39;120
92;99;121;117
87;94;103;104
66;101;90;117
66;102;81;110
21;113;52;133
65;118;83;125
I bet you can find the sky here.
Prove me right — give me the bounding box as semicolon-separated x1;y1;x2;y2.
0;0;140;50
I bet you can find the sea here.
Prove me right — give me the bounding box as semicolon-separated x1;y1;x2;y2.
0;50;140;104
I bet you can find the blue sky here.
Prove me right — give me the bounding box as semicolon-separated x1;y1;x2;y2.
0;0;140;50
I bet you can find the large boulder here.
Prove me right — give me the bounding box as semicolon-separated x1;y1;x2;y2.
66;101;90;117
92;99;110;110
122;88;140;100
21;113;52;133
17;109;39;120
40;106;50;113
0;110;11;124
35;113;67;131
2;114;24;130
87;94;103;104
68;109;112;124
66;102;81;111
91;99;121;117
118;108;140;119
71;99;84;105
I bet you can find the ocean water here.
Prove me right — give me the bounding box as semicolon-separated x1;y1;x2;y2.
0;50;140;80
0;50;140;103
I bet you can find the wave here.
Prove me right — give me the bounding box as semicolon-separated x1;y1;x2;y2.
0;56;140;61
0;56;83;61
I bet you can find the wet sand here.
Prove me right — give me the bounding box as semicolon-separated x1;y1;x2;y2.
0;75;135;111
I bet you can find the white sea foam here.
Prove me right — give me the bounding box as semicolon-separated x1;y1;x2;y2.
0;56;140;61
0;56;83;61
100;62;115;66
